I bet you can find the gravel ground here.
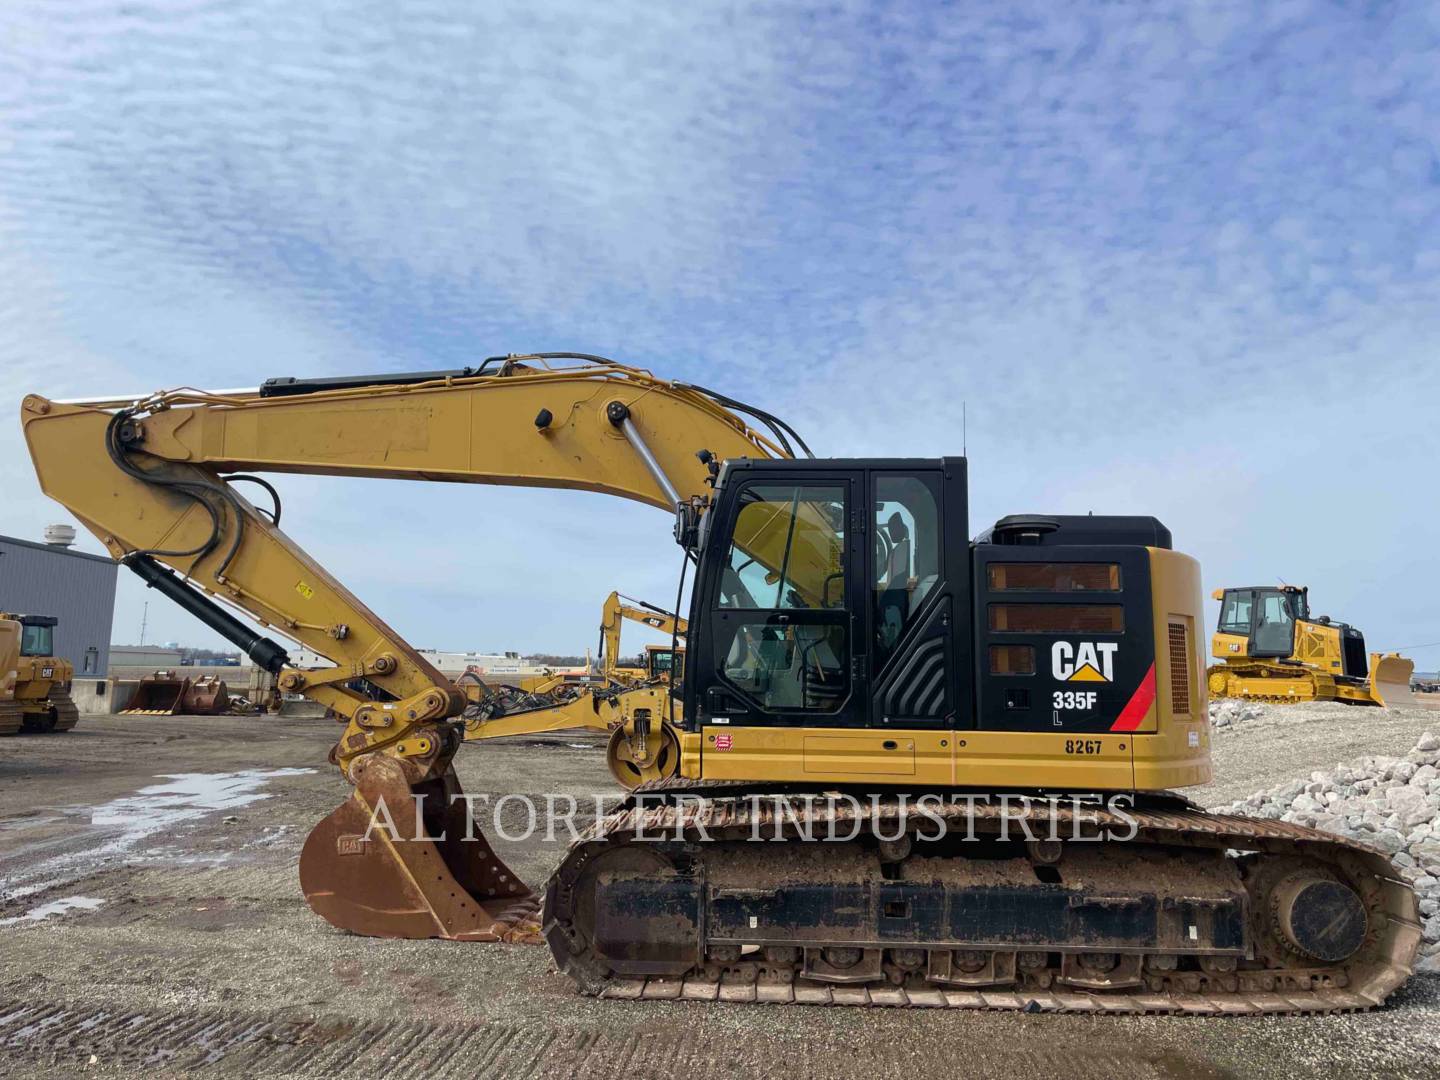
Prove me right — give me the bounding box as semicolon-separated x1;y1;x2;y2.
1195;698;1440;807
1;710;1438;1079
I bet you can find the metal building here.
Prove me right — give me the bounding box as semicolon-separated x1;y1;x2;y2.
0;528;119;676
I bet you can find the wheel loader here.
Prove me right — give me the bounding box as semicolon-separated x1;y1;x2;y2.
17;353;1421;1013
0;613;81;733
1208;585;1414;706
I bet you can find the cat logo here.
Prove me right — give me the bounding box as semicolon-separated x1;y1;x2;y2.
1052;641;1118;683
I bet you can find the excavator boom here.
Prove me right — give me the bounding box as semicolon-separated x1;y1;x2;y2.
20;355;788;941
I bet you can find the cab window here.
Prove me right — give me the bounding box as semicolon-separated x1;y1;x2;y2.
1259;592;1293;630
1218;591;1253;635
713;481;849;714
19;624;53;657
872;474;941;668
719;484;846;610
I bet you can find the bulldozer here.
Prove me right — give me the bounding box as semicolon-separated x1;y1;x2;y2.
1208;585;1414;707
18;353;1421;1013
0;613;80;733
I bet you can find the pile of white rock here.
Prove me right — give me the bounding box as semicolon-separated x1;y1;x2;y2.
1219;731;1440;974
1209;699;1267;730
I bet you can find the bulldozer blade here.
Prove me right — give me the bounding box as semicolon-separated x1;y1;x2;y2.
299;756;541;943
1369;653;1416;708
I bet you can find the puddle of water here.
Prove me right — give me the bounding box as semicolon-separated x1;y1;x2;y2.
0;768;315;906
0;895;105;926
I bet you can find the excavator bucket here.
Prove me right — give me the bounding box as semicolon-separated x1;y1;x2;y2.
120;672;191;715
298;756;541;943
181;675;230;715
1369;653;1416;708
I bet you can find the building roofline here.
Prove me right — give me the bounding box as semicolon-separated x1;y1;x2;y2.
0;533;117;566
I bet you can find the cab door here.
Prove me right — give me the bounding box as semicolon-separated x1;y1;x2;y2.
867;469;956;730
698;473;864;727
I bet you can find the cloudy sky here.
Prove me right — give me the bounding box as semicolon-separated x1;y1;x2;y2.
2;1;1437;664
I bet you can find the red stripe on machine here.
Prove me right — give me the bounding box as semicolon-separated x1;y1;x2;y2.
1109;663;1156;732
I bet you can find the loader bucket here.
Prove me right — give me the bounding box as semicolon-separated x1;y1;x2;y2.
1369;653;1415;708
181;675;230;715
298;756;541;943
120;672;191;715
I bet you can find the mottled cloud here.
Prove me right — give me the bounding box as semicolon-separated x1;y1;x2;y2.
1;1;1437;656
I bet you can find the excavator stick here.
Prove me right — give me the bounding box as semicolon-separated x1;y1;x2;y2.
1369;653;1416;708
298;755;541;943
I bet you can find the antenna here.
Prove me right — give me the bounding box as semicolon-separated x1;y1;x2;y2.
139;601;149;646
963;401;967;457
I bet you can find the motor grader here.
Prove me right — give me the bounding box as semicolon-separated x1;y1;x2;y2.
18;354;1420;1013
1208;585;1414;707
0;613;81;733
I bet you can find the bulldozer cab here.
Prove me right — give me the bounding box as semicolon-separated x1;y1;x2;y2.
1213;586;1307;660
15;615;57;659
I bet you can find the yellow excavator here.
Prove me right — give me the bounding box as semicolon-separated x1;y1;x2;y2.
0;613;81;734
18;354;1419;1013
596;590;686;685
1208;585;1414;707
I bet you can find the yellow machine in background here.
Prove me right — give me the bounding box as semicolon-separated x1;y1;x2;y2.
461;589;687;787
0;613;80;733
596;590;686;685
1208;584;1413;706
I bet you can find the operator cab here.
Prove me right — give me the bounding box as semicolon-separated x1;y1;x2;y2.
1215;586;1307;659
681;458;1183;738
1213;585;1369;678
15;615;57;658
645;644;683;683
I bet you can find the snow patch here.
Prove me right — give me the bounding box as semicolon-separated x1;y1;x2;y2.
0;895;105;926
89;769;314;839
0;768;314;906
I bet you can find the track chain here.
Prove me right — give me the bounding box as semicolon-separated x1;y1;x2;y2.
547;790;1422;1014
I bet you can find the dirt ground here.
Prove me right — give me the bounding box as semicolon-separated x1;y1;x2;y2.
2;712;1439;1079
